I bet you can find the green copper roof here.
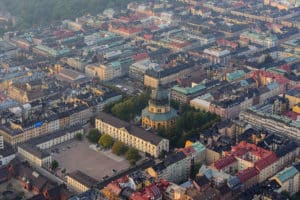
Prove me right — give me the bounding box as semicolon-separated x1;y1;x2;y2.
274;166;298;184
142;108;177;121
172;84;206;95
191;141;206;153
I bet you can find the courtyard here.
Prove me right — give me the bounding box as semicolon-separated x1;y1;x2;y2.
0;178;35;199
51;139;130;181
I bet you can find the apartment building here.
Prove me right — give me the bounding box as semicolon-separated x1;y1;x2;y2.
148;152;192;183
85;62;122;81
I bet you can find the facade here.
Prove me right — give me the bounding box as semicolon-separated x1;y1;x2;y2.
144;64;193;88
142;86;178;130
66;170;98;192
129;59;159;81
0;106;91;145
18;144;52;167
239;109;300;139
240;31;279;48
149;152;192;183
7;84;44;104
95;112;169;158
85;62;122;81
0;142;15;166
28;127;84;150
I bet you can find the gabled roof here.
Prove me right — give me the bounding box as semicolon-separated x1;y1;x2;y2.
255;153;278;171
237;167;259;183
213;155;237;170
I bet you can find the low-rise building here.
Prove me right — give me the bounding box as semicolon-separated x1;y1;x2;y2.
28;126;84;150
66;170;98;193
17;144;51;167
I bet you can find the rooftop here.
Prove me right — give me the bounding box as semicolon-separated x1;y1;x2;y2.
273;166;299;184
18;144;50;159
96;112;165;145
67;170;98;188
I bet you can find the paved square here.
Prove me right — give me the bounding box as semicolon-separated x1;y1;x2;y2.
51;139;129;180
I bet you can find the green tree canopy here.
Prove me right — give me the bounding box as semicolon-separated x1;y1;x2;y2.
158;103;220;148
51;160;59;171
75;133;83;141
1;0;141;28
110;92;149;121
87;129;100;143
99;134;114;148
125;148;141;164
112;141;128;156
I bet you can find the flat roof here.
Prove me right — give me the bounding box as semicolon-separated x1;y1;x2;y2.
67;170;98;188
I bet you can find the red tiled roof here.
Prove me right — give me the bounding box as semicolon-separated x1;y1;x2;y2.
107;182;122;196
213;155;237;170
132;52;149;61
278;64;291;72
144;34;153;40
130;192;147;200
255;153;278;171
178;146;196;157
283;111;299;121
237;167;259;183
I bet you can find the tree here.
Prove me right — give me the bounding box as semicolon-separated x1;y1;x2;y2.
87;129;100;143
112;141;128;156
110;92;150;121
75;133;83;141
1;0;141;28
125;148;141;164
51;160;59;171
99;134;114;148
190;163;202;179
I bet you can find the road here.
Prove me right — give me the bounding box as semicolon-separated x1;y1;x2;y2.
32;165;65;184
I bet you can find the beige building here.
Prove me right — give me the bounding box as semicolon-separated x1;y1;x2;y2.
30;127;84;150
85;62;122;81
147;151;191;183
0;106;91;145
66;170;98;192
17;144;52;167
95;112;169;158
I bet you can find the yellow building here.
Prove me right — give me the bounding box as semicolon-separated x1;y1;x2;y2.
85;62;122;81
292;104;300;114
95;112;169;158
66;170;98;193
141;86;177;130
17;144;52;167
285;88;300;109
